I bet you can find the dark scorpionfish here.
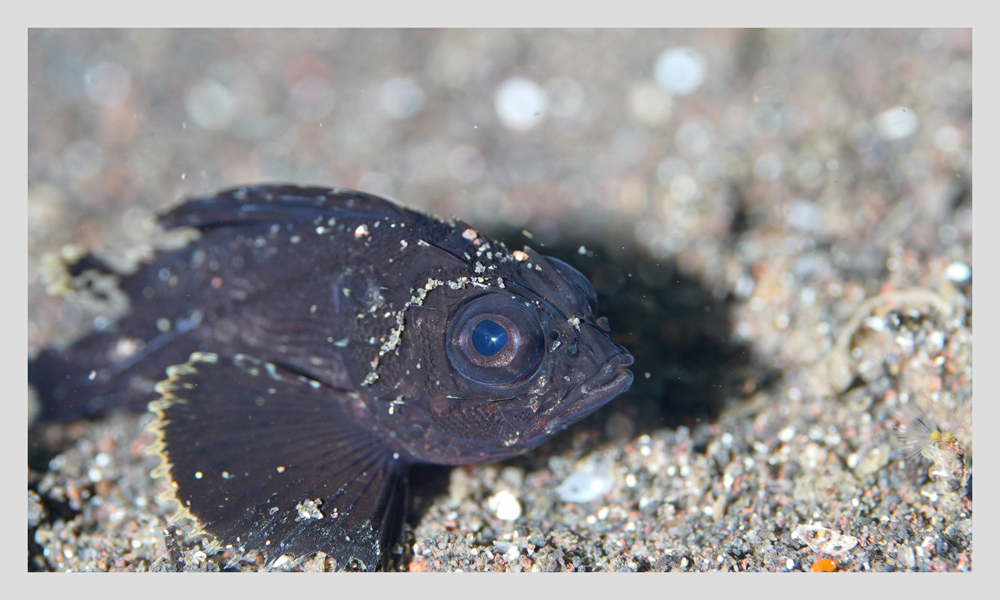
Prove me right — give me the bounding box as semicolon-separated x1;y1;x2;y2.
29;185;634;571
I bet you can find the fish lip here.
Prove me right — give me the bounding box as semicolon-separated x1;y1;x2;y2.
551;351;634;427
592;359;634;397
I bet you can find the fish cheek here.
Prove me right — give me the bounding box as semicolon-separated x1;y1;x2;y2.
399;304;449;378
364;303;450;406
355;298;502;463
370;306;555;464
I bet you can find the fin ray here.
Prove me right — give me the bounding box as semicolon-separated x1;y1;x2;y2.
149;353;409;570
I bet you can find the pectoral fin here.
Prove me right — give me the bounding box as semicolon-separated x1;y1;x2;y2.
148;352;409;571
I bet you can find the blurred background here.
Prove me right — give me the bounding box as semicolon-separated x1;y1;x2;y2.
28;29;973;571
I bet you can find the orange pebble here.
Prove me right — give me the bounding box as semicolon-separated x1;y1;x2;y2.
408;559;430;572
810;559;838;572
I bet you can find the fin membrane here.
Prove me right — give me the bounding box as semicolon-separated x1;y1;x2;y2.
149;352;409;571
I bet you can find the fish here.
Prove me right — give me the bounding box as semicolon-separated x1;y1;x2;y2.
29;184;634;571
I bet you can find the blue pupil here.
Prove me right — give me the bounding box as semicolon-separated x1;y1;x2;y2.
472;319;508;357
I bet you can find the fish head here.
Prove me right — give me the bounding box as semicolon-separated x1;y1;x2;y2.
360;233;634;465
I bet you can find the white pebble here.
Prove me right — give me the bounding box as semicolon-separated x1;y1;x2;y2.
876;106;919;140
488;490;522;521
927;330;945;353
654;47;707;96
864;316;886;332
945;261;971;282
495;77;548;131
271;555;291;568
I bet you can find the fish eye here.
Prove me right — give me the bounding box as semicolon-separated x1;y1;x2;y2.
472;319;508;356
446;293;545;387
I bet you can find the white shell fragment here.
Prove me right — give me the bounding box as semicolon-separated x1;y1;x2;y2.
495;77;548;131
556;466;614;503
654;47;707;96
790;523;858;556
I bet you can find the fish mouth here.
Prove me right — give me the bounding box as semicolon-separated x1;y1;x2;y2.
552;351;634;429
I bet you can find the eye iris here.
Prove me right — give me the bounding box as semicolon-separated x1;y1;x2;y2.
471;319;508;357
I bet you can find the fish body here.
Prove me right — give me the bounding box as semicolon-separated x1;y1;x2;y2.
29;185;633;570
